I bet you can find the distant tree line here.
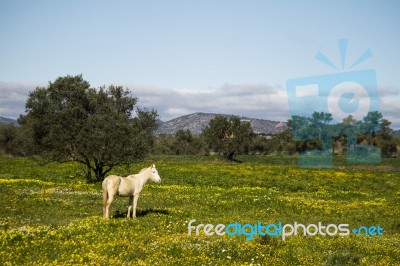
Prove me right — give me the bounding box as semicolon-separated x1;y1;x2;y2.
0;76;399;179
1;110;399;165
153;112;398;159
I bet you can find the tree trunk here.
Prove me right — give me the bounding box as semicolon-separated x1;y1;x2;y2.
224;151;235;161
81;159;114;183
84;161;94;183
94;164;104;182
93;160;113;182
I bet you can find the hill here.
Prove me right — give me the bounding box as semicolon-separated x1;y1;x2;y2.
0;117;18;126
156;112;287;135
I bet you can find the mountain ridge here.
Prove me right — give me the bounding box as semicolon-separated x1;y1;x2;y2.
0;117;18;126
2;114;399;136
156;112;288;135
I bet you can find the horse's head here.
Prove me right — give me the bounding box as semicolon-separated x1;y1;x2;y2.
149;164;161;183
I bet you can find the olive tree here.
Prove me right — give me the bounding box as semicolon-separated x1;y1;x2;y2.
202;116;254;161
21;75;158;182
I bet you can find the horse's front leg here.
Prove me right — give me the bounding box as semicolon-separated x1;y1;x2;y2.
127;196;133;218
132;193;140;218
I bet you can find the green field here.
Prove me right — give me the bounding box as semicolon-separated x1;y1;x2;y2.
0;155;399;265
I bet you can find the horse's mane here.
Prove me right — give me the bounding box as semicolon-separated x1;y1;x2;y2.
139;167;148;173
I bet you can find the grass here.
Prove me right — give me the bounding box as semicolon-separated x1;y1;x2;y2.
0;155;399;265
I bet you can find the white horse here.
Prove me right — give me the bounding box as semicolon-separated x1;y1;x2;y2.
102;164;161;219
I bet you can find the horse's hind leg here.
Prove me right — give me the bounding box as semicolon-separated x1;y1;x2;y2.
102;176;121;219
104;192;115;219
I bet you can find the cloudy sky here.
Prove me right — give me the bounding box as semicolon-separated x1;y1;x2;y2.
1;0;399;128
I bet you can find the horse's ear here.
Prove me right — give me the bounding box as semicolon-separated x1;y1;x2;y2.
152;164;155;168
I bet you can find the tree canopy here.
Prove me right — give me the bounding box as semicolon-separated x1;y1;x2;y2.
20;75;158;182
288;111;397;160
202;116;254;160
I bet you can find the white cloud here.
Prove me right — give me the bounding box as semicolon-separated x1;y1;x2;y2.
379;86;400;129
127;83;290;122
0;82;41;119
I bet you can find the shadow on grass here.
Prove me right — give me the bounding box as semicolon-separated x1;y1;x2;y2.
112;208;170;218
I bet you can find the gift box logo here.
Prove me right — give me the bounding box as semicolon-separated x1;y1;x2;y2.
286;39;381;167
